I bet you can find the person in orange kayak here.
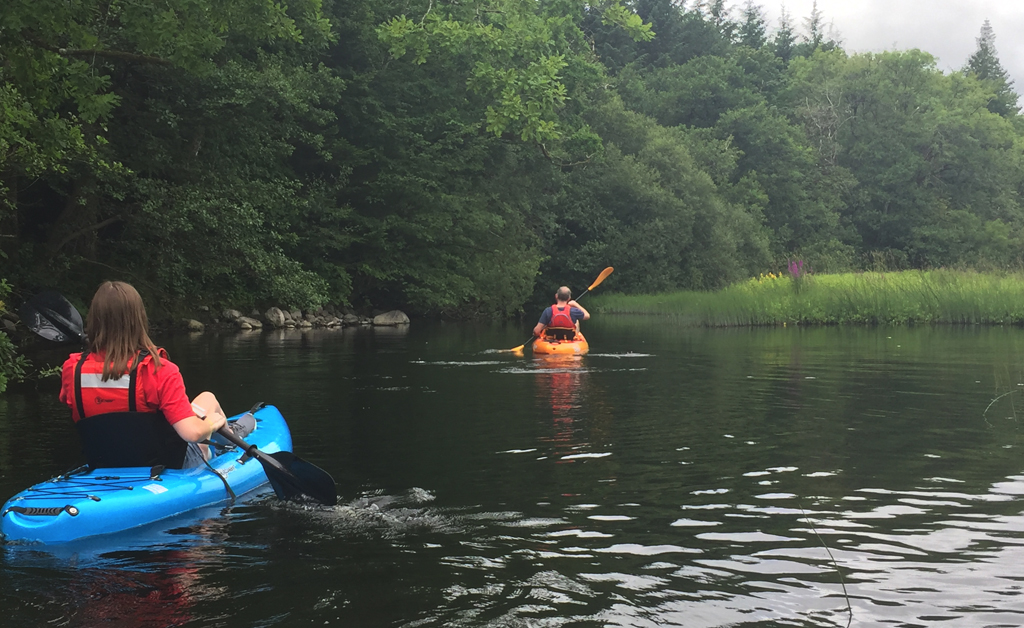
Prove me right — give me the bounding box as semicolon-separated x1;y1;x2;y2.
533;286;590;341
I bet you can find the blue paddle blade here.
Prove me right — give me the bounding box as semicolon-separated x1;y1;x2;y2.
19;290;86;344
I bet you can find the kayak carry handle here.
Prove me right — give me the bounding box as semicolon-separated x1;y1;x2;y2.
4;505;79;517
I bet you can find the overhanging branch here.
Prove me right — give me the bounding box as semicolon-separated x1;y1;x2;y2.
50;215;123;255
58;48;173;65
28;35;173;66
537;143;593;170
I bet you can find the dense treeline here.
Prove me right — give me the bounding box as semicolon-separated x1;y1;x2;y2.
2;0;1022;319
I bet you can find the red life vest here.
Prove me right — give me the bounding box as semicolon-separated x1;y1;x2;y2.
549;304;575;329
72;350;160;422
71;349;190;470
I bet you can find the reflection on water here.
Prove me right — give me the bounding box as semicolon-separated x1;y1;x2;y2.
7;557;200;628
5;322;1024;626
1;510;237;627
536;355;588;463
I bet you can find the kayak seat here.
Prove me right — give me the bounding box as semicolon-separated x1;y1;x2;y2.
76;412;189;470
544;327;577;341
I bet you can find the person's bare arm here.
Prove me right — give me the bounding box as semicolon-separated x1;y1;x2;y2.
172;413;227;442
568;300;590;320
172;391;227;442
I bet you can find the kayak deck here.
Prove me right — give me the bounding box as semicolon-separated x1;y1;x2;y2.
1;404;292;545
533;331;589;355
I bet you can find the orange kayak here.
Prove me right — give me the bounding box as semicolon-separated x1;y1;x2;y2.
533;331;589;355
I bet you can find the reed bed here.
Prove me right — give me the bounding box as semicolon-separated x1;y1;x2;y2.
592;270;1024;326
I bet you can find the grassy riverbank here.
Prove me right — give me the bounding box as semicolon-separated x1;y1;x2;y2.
592;270;1024;325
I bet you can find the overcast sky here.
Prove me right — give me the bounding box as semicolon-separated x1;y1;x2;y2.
756;0;1024;93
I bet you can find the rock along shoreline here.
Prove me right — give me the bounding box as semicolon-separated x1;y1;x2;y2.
181;306;410;333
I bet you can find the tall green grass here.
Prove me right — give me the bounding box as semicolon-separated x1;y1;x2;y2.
591;270;1024;325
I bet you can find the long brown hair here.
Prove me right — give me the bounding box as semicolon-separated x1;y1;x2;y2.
86;281;161;380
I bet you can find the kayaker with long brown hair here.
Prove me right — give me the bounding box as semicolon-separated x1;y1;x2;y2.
57;281;229;468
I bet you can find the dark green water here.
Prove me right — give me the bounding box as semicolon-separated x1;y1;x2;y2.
3;318;1024;627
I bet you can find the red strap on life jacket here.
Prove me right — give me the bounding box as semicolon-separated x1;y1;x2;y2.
549;304;575;329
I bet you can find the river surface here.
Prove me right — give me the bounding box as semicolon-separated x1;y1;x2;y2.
3;318;1024;627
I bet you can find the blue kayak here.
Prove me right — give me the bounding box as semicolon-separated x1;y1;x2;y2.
1;404;292;545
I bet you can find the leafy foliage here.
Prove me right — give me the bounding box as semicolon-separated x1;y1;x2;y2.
0;280;28;393
2;0;1024;332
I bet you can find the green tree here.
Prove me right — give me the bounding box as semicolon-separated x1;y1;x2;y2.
590;0;729;73
547;95;769;292
378;0;651;146
789;49;1024;267
320;0;558;316
6;0;1024;324
790;1;841;58
705;0;737;41
715;101;845;253
0;280;28;393
737;1;768;49
618;49;843;257
964;20;1019;117
102;58;346;308
772;7;797;63
1;0;337;309
803;1;825;49
622;55;763;128
0;0;330;202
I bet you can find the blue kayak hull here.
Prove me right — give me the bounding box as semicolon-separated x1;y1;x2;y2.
1;404;292;545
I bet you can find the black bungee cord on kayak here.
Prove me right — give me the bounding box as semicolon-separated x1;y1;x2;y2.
3;473;153;518
3;472;157;519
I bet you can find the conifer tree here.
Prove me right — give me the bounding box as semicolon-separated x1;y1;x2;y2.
965;20;1019;116
738;1;768;49
792;1;840;56
707;0;736;41
803;0;824;49
773;6;796;63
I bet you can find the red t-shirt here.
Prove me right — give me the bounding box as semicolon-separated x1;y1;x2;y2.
59;350;195;425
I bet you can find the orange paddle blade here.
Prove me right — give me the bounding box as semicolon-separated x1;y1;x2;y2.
588;267;614;291
496;344;526;353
